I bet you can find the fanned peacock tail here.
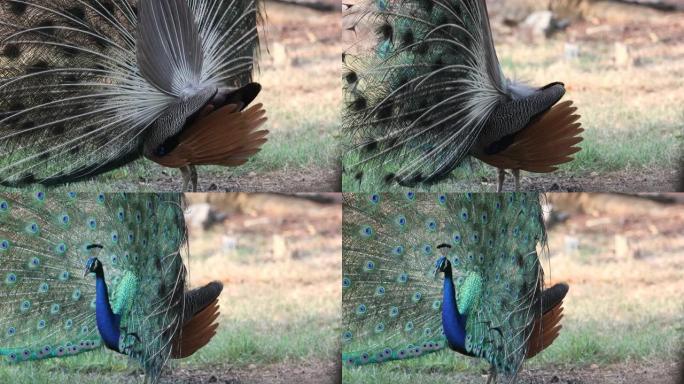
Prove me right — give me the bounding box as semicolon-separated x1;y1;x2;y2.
0;0;260;186
342;193;547;381
343;0;504;186
342;0;573;188
0;192;187;381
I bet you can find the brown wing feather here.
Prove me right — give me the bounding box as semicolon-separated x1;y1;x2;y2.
475;100;583;172
149;104;269;168
526;300;565;359
171;299;221;359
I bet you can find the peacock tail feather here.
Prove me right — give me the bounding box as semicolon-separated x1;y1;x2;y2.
0;192;188;380
343;0;506;186
342;192;546;380
0;0;260;186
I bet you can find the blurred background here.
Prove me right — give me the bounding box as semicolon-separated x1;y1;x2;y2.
344;193;684;384
175;193;342;383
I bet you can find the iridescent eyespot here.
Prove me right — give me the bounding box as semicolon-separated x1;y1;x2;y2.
35;191;45;201
37;320;46;329
87;218;96;229
375;286;385;296
356;304;367;315
342;331;353;342
405;192;415;201
26;223;39;234
405;321;414;331
369;194;380;204
389;306;399;317
55;243;66;254
359;225;373;237
425;219;436;231
392;245;404;255
460;208;468;221
59;271;69;281
0;240;9;250
363;260;375;271
97;193;105;204
342;277;351;288
6;327;16;336
422;244;432;255
0;201;8;211
412;292;422;302
438;194;447;204
395;215;407;226
5;273;17;284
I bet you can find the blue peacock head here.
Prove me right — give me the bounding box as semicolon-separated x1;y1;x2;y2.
433;244;452;275
84;244;105;277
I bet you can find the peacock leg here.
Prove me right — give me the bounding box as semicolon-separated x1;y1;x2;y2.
181;166;199;192
485;366;497;384
497;168;506;192
512;169;521;191
190;165;199;192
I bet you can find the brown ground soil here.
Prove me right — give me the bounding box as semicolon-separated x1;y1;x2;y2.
121;167;340;192
497;168;680;192
159;361;340;384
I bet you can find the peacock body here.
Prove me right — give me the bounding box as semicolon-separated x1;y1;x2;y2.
0;0;267;191
342;0;583;191
342;193;568;382
0;192;223;382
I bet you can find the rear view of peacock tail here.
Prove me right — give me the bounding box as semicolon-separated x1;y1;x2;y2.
0;193;223;382
342;0;583;191
0;0;267;190
342;193;568;382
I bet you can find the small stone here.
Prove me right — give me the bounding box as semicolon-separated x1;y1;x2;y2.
590;363;599;370
208;376;218;383
522;11;556;40
564;43;580;61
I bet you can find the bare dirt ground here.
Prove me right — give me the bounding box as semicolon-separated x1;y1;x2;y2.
123;167;340;192
494;168;680;192
159;361;340;384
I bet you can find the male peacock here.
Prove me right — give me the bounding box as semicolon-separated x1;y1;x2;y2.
342;0;583;191
0;192;223;382
342;193;568;383
0;0;268;191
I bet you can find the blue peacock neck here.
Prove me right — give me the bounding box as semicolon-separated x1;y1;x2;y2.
439;258;470;355
91;263;122;353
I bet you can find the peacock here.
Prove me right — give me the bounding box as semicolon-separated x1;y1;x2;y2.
342;192;568;383
0;0;268;192
342;0;584;191
0;192;223;382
